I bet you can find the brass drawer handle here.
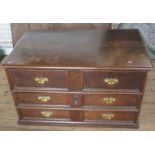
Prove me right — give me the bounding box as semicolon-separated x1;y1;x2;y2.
102;97;116;104
102;113;114;119
41;111;53;117
34;77;48;84
38;96;50;102
104;78;118;85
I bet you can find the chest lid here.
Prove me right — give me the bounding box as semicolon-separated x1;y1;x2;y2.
1;29;152;70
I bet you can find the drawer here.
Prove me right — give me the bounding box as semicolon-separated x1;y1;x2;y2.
18;108;70;120
8;69;68;90
83;93;141;107
84;111;137;121
83;71;146;91
14;92;69;107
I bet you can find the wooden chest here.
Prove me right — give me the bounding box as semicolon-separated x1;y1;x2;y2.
1;29;152;128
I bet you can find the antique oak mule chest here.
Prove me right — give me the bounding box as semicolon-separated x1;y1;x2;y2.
1;29;152;128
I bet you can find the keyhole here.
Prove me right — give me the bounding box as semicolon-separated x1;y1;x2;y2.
74;96;79;105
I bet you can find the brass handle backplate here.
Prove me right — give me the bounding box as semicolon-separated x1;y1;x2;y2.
73;96;79;105
102;113;114;120
38;96;50;102
41;111;53;117
102;97;116;104
104;78;118;85
34;77;48;84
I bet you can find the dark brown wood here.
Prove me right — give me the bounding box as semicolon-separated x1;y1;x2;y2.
84;111;137;121
18;118;139;128
83;71;146;91
83;93;141;107
1;29;152;128
7;69;69;90
13;92;69;107
69;71;82;90
18;108;70;120
53;23;111;30
11;23;29;46
28;23;55;30
2;29;152;70
70;110;84;121
11;23;111;46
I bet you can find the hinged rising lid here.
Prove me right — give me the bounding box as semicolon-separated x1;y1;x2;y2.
1;29;152;70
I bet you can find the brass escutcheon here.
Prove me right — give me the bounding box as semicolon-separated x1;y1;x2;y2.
73;96;79;105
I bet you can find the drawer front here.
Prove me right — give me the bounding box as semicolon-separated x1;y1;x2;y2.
8;69;68;89
83;71;145;90
14;92;69;106
84;111;137;121
83;94;141;107
19;108;70;120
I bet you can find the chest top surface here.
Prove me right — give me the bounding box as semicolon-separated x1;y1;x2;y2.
1;29;152;70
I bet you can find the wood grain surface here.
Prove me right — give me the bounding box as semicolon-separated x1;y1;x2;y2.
0;61;154;130
2;29;152;70
11;23;111;46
